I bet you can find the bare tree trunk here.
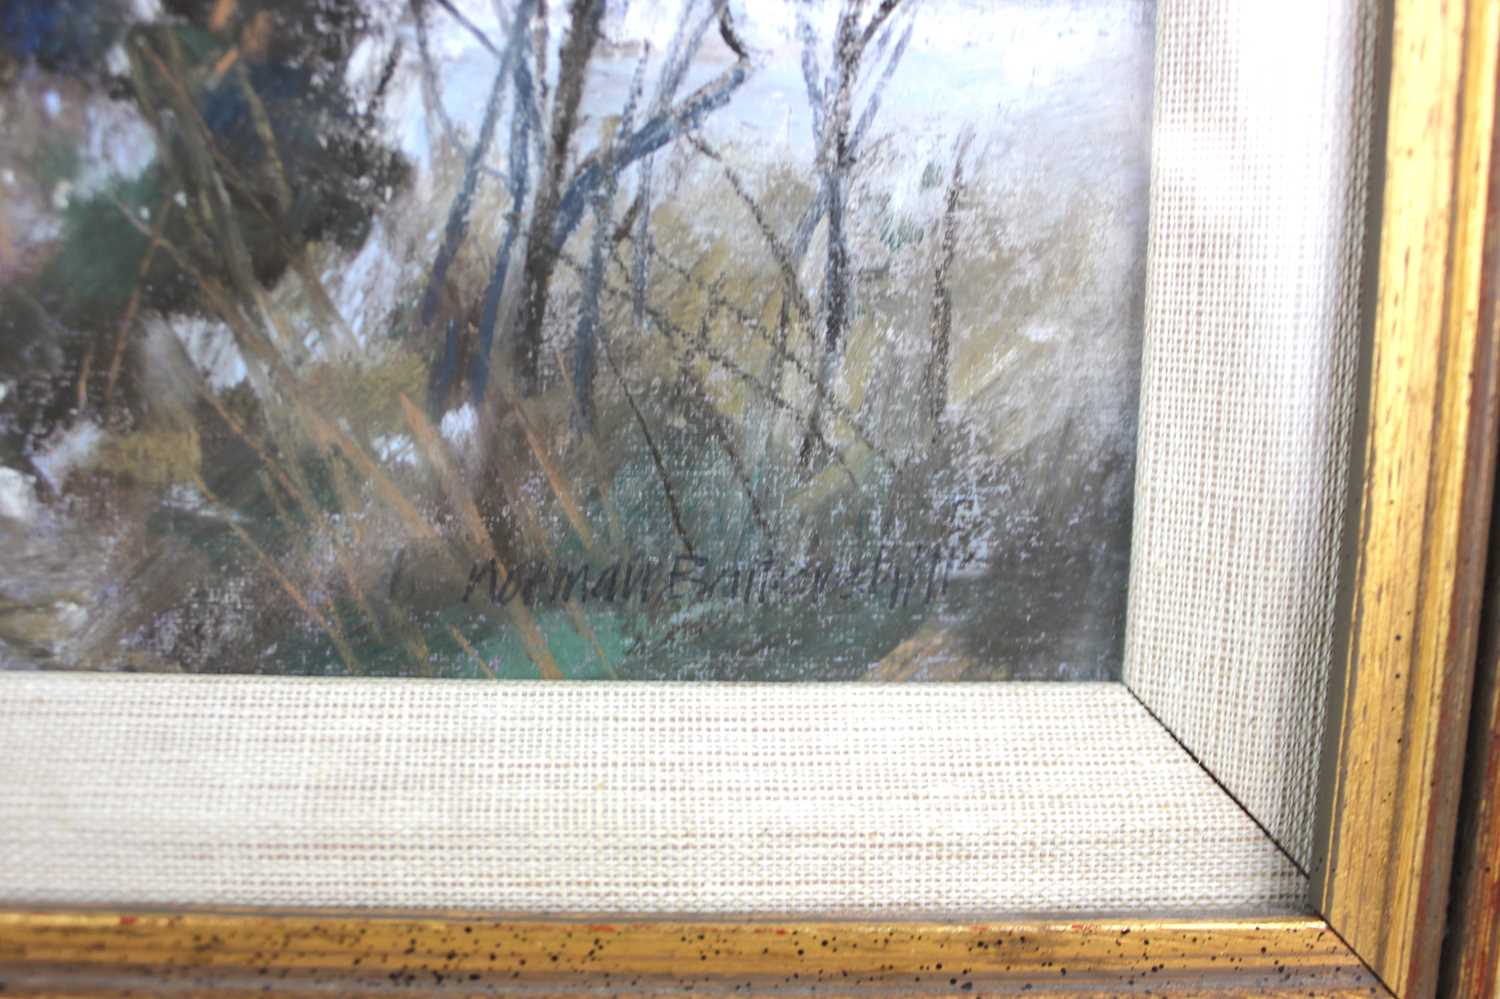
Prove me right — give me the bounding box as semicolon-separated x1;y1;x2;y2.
573;48;649;432
796;0;905;468
513;0;604;396
421;0;535;414
923;130;972;437
469;29;537;407
822;0;863;355
415;50;513;333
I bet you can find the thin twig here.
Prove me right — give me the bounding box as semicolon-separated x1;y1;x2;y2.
618;235;895;470
75;346;92;412
105;196;175;407
412;0;464;152
560;242;869;489
448;623;498;679
598;324;696;557
687;133;811;318
433;0;503;58
674;345;771;536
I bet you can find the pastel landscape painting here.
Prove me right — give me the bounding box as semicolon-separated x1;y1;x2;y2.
0;0;1154;679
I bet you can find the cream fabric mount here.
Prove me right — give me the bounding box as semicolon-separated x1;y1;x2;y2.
0;677;1303;915
1122;0;1375;871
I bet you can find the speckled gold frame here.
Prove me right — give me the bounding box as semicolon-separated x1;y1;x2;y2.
1;0;1496;996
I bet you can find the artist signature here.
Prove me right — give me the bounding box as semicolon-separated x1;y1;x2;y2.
462;545;978;612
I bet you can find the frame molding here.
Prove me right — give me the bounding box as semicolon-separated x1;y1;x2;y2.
1313;0;1500;996
0;912;1382;997
0;1;1496;998
1438;32;1500;994
1442;464;1500;997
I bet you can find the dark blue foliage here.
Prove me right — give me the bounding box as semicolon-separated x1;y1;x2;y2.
1;0;121;74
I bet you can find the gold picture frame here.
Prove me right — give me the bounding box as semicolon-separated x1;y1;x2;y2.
1;0;1496;996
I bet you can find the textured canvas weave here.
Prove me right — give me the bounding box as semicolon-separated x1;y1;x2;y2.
0;675;1304;914
1123;0;1376;869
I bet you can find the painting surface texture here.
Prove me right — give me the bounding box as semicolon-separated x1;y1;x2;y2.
0;0;1153;679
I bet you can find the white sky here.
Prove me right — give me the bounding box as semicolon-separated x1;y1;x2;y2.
397;0;1154;171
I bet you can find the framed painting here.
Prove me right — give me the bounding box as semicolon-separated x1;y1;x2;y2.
0;0;1154;682
0;0;1497;996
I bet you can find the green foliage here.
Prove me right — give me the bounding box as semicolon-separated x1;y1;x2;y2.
38;168;191;325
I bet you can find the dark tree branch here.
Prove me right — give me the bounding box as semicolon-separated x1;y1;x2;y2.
851;11;914;155
417;0;536;414
677;359;771;537
466;35;537;407
433;0;503;58
599;321;697;557
621;231;894;469
602;244;865;487
612;192;643;244
363;36;405;124
549;242;867;488
923;128;972;434
415;4;529;332
657;0;720;105
859;0;903;49
573;44;650;431
468;0;748;404
800;1;865;468
717;2;749;60
687;133;812;319
529;0;550;118
791;183;830;262
632;152;655;329
797;0;911;469
785;7;911;263
796;10;824;144
550;58;750;253
512;0;605;394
